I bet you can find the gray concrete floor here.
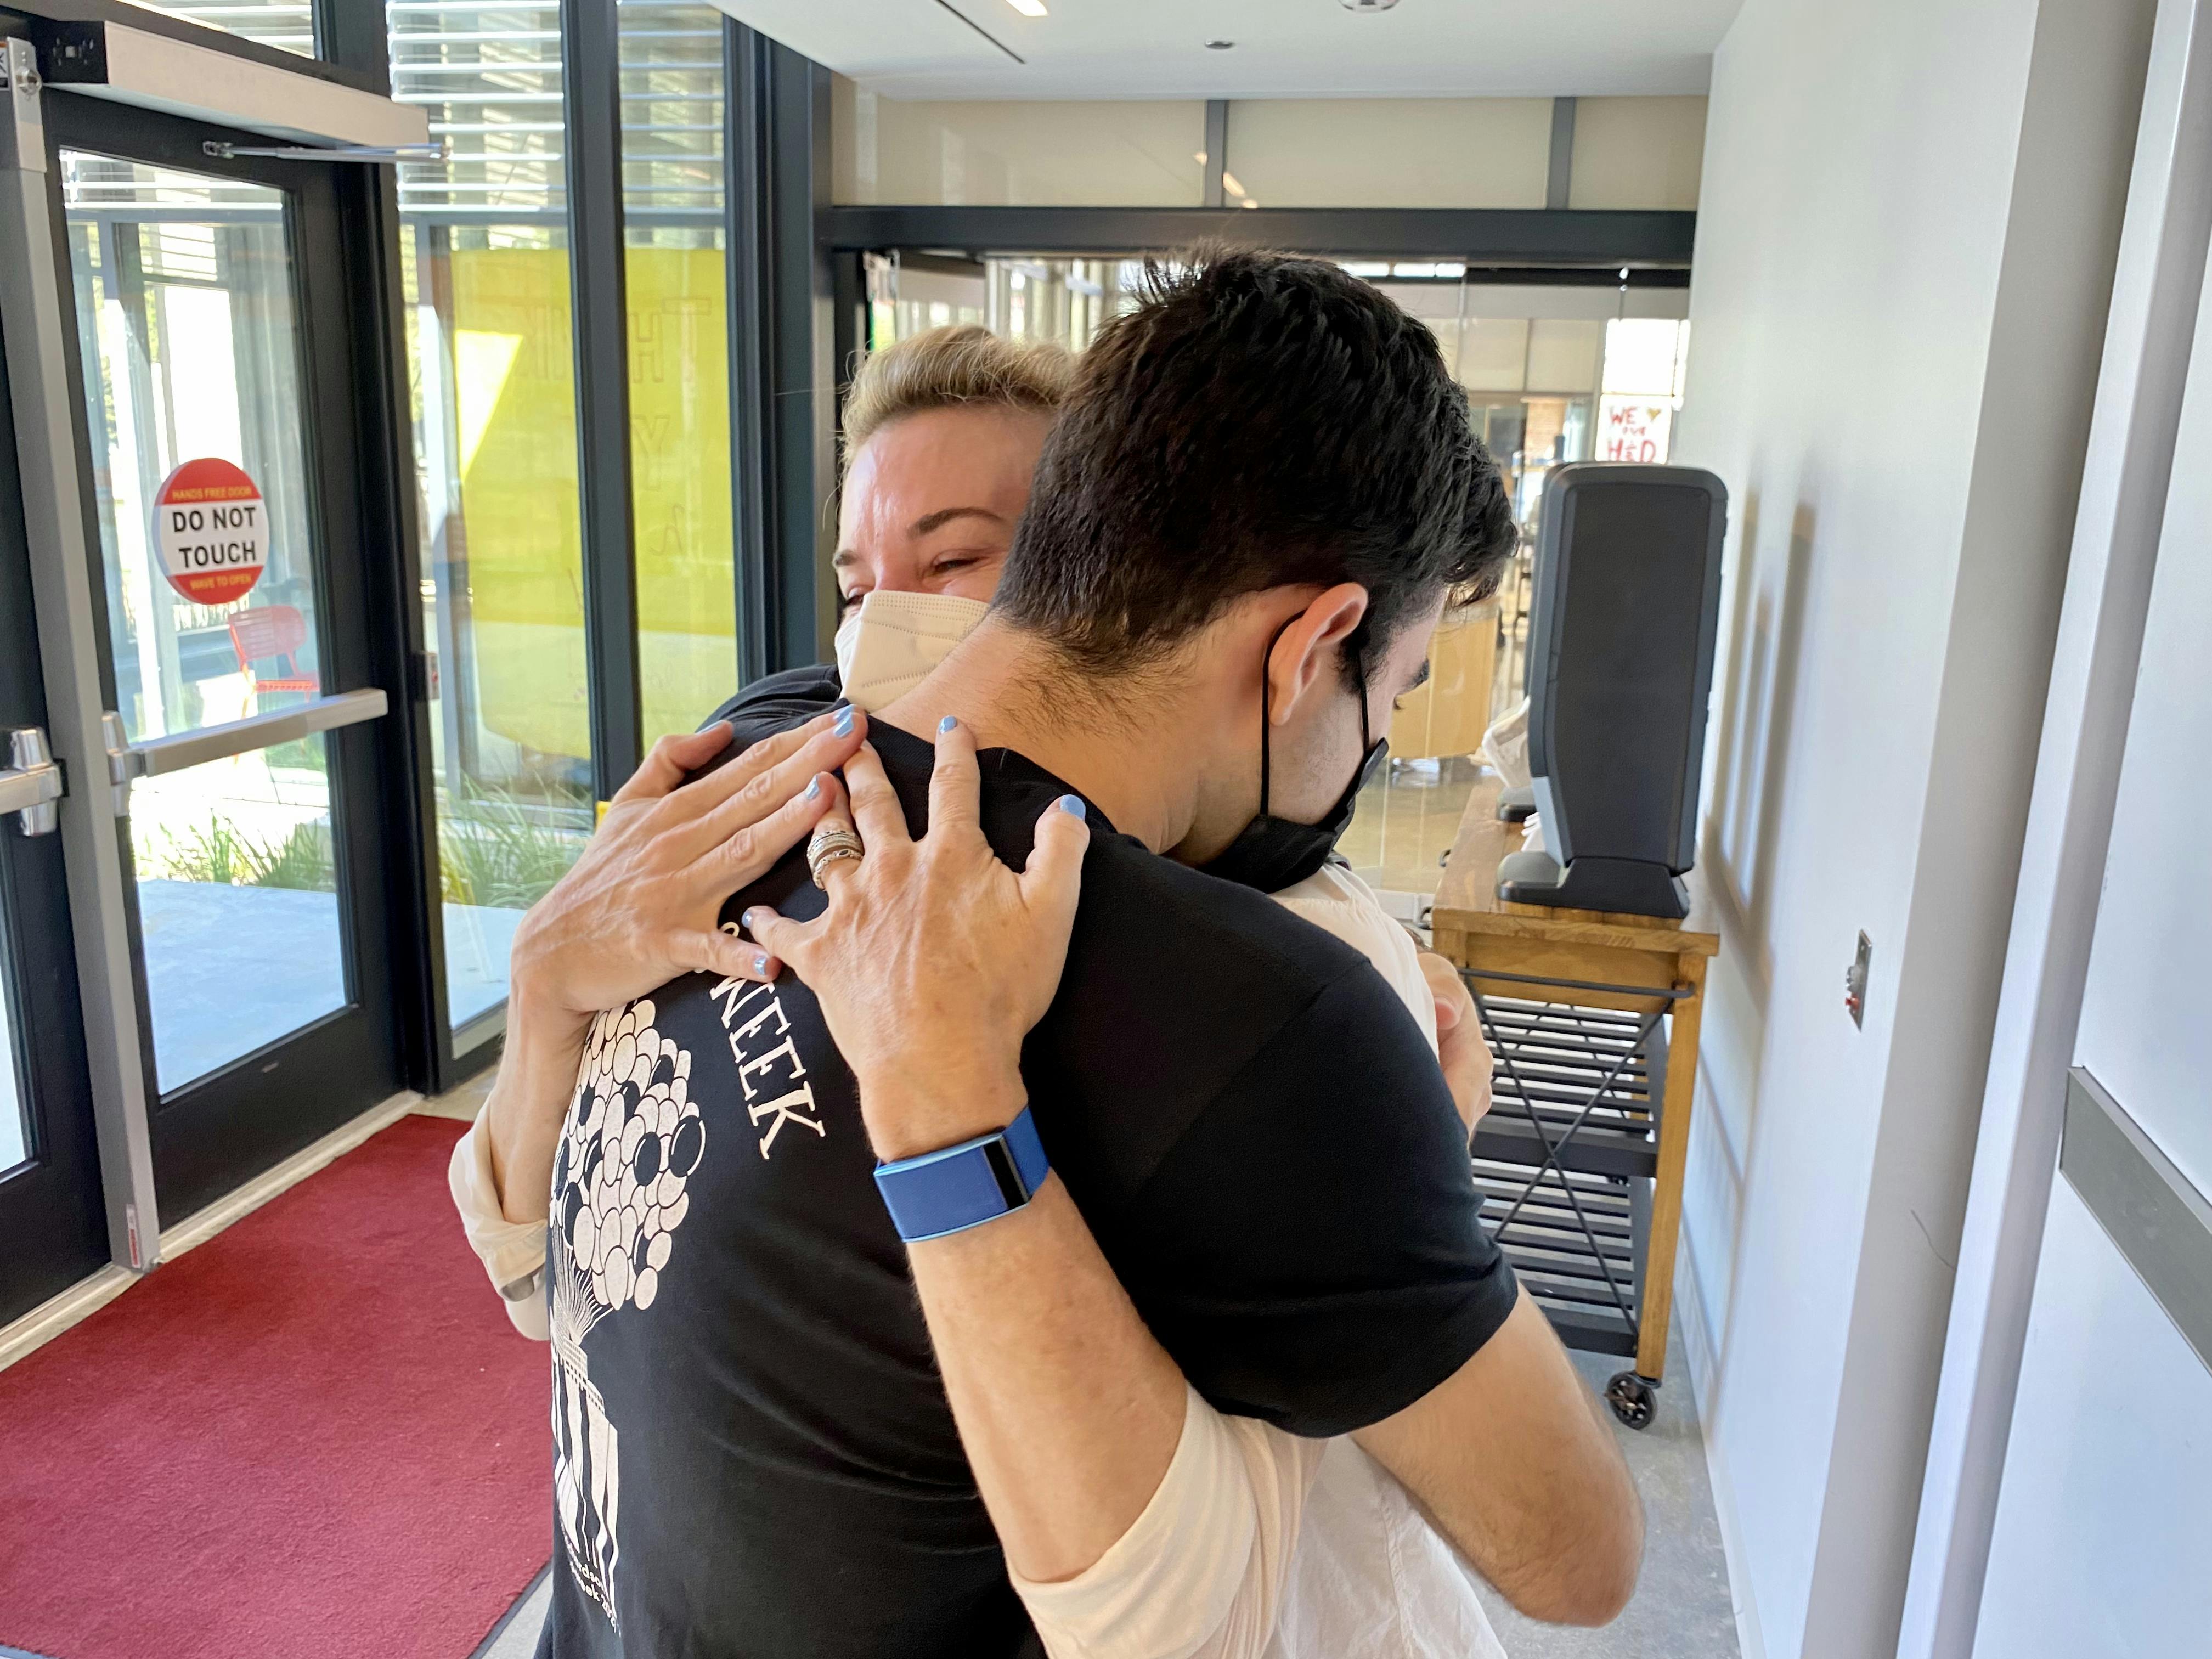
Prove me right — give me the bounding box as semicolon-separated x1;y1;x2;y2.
473;1568;550;1659
1473;1329;1740;1658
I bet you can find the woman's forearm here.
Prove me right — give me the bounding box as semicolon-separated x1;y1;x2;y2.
483;968;593;1224
874;1070;1187;1586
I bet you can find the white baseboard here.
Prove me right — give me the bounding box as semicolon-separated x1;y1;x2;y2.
0;1265;137;1374
160;1088;422;1260
1678;1236;1770;1659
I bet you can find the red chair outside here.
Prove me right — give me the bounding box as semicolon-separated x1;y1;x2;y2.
227;604;319;697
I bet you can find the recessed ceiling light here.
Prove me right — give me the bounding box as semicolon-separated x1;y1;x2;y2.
1205;39;1234;49
1341;0;1400;10
1005;0;1047;14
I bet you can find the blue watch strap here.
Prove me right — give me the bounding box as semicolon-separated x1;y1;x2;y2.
873;1105;1050;1244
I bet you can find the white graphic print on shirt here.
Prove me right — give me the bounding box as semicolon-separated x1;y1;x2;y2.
549;999;706;1630
708;964;825;1158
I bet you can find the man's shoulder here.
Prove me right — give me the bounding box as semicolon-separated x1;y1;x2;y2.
703;665;843;740
1034;832;1420;1193
690;665;842;778
1081;832;1373;1002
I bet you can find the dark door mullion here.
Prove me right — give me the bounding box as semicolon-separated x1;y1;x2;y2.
564;0;642;802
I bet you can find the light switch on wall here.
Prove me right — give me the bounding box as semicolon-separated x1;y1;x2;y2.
1844;932;1872;1026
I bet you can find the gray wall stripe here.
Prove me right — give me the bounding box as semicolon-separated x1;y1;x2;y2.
2062;1068;2212;1374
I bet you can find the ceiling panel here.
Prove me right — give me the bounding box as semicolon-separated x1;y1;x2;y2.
713;0;1743;100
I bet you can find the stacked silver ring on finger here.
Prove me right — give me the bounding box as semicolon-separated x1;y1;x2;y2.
806;824;865;889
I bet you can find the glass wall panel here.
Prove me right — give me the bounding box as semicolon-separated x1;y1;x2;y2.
391;0;592;1042
63;156;348;1090
0;906;26;1173
866;255;1139;355
129;736;348;1090
1597;317;1692;466
845;252;1692;938
63;158;317;747
130;0;314;55
619;0;736;744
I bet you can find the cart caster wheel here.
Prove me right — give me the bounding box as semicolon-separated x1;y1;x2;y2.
1605;1372;1657;1430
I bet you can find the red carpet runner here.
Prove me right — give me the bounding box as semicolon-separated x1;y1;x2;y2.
0;1115;550;1659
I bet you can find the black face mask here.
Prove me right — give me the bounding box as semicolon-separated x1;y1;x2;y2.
1200;622;1390;893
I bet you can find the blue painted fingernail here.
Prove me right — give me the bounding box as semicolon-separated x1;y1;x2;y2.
805;777;820;800
740;907;756;929
1057;794;1086;820
834;705;855;737
753;953;770;974
939;714;958;733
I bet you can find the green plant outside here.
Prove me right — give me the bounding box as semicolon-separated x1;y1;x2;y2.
137;814;335;892
136;788;586;911
436;787;589;910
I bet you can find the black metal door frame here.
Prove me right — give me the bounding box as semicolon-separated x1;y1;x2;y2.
42;95;407;1222
0;311;107;1326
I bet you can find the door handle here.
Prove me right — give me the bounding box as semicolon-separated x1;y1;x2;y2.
0;726;64;836
117;689;388;783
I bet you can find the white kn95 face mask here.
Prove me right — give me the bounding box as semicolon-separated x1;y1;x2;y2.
831;588;990;712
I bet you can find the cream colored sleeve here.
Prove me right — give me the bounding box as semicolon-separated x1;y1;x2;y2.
1269;866;1440;1053
1011;1385;1327;1659
447;1103;551;1341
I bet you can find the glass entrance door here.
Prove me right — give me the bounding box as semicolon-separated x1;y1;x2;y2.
0;328;108;1327
47;99;404;1223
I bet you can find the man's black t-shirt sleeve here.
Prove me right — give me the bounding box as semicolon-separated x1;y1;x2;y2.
1108;961;1517;1440
698;663;842;739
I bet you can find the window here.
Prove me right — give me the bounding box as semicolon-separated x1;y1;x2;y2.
133;0;315;56
619;0;737;744
391;0;593;1043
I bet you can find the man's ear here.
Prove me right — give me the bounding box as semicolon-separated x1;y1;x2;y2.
1265;583;1370;728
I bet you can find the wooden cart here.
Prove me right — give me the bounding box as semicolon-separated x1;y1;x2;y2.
1429;775;1718;1428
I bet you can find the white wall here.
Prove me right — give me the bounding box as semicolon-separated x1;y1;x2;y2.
1967;214;2212;1655
1672;1;2149;1654
1969;1182;2212;1655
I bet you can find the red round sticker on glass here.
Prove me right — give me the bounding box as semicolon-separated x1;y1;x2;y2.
153;458;267;606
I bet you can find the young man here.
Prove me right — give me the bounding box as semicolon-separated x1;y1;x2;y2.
520;251;1638;1656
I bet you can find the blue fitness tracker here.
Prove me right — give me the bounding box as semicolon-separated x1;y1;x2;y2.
873;1106;1051;1243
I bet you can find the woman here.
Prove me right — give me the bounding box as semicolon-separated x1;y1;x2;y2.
452;325;1509;1657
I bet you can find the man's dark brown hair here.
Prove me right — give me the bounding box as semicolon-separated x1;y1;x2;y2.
992;246;1516;685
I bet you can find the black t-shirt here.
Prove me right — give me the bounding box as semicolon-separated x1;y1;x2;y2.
538;673;1517;1658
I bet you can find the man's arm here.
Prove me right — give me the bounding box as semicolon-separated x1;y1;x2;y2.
749;733;1324;1654
1355;1289;1643;1624
482;977;595;1224
893;1083;1191;1582
872;1070;1324;1659
1108;958;1640;1625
